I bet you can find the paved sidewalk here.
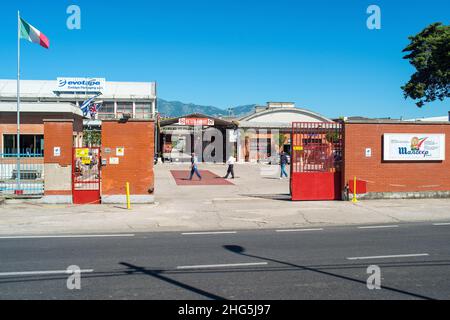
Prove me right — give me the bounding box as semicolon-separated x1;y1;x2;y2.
1;163;450;235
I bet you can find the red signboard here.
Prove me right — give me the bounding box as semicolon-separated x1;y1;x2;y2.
178;118;215;126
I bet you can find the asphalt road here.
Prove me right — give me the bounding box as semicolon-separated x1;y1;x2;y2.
1;222;450;300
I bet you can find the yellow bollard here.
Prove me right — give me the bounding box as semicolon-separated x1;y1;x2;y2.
352;176;358;203
126;182;131;210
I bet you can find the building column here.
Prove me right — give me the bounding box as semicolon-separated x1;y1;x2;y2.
101;119;155;204
152;100;156;118
236;129;242;163
42;119;74;204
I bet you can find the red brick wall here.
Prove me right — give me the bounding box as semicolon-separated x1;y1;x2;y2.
101;120;155;195
43;120;74;166
43;119;75;197
343;123;450;193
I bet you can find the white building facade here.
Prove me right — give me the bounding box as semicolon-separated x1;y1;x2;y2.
0;78;157;120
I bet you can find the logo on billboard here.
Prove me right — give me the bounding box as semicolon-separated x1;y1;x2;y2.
56;77;106;93
398;137;430;157
410;137;427;151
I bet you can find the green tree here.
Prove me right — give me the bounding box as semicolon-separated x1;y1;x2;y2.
83;129;101;147
401;22;449;108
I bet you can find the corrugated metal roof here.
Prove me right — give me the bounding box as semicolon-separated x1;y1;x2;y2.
160;113;237;128
238;121;293;129
239;107;333;123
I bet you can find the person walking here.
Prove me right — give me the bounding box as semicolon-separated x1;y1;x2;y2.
224;155;236;179
280;151;289;179
189;153;202;181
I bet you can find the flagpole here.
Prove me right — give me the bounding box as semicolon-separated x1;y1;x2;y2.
16;10;21;194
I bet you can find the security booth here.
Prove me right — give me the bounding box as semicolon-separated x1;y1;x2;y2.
158;113;238;163
290;122;343;201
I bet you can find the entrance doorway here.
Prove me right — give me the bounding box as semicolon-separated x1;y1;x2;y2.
291;122;343;200
72;147;101;204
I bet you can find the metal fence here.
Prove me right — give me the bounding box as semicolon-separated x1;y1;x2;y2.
292;122;343;173
0;153;44;197
73;148;100;191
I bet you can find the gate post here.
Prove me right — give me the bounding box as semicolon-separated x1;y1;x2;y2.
101;119;155;204
41;119;74;204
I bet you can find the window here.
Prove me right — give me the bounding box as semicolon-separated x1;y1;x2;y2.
3;134;44;156
97;102;115;120
116;102;133;118
135;103;152;119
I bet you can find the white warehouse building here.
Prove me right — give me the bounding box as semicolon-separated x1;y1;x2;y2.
0;77;157;120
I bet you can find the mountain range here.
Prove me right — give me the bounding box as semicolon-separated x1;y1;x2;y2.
157;98;256;118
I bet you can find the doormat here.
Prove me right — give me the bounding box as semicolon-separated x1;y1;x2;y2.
170;170;235;186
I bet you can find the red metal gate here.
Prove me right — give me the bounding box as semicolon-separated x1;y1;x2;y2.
72;147;101;204
291;122;343;201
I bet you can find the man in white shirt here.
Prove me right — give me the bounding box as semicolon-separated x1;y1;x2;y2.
224;155;236;179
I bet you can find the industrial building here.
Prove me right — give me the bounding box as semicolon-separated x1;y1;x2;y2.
0;78;157;120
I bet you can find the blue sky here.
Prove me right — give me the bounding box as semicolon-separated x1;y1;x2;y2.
0;0;448;119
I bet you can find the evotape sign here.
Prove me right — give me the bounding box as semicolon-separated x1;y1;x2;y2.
383;134;446;161
56;77;106;92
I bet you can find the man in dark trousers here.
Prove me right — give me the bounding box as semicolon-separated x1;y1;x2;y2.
189;153;202;180
224;155;236;179
280;151;289;179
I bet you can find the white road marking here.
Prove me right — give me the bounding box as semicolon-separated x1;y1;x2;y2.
177;262;268;270
358;225;399;229
276;228;324;233
0;269;94;277
0;234;135;239
182;231;237;235
347;253;429;261
433;223;450;226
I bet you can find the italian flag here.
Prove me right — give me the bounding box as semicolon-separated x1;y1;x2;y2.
19;17;49;49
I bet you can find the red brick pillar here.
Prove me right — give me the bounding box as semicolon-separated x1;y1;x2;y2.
42;119;74;204
101;120;155;204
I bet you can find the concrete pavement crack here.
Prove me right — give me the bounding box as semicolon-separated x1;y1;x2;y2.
355;204;403;223
208;201;224;228
298;211;313;225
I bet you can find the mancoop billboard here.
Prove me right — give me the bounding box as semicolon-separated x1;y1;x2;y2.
383;133;446;161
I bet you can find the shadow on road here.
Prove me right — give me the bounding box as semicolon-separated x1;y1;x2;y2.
0;252;446;299
240;193;292;201
119;262;226;300
223;245;436;300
